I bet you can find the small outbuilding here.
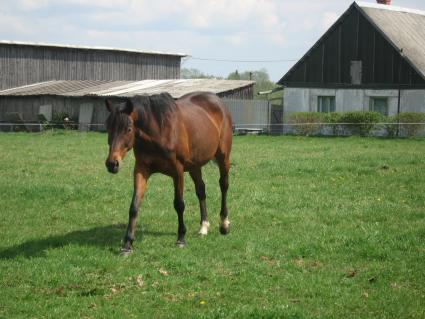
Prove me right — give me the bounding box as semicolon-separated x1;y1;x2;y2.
278;1;425;116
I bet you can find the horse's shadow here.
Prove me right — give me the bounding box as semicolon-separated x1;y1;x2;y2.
0;224;174;259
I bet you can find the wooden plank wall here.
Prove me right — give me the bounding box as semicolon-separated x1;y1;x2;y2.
0;44;181;90
218;85;254;99
0;96;100;122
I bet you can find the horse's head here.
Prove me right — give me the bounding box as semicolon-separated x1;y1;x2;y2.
104;99;136;174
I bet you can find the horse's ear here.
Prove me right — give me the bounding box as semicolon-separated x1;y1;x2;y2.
120;99;134;115
105;99;114;112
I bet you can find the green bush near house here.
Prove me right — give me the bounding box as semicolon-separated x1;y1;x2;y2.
281;111;425;137
383;115;398;138
286;111;383;136
338;111;383;136
384;112;425;138
323;112;344;135
286;112;326;136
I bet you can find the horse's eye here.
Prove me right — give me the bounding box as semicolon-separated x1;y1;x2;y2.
128;127;132;133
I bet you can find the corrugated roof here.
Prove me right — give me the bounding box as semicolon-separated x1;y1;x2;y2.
356;1;425;79
0;79;255;99
0;40;188;57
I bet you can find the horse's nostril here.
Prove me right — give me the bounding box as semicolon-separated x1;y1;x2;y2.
106;160;120;174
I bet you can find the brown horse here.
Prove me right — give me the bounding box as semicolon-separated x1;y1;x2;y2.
104;92;232;255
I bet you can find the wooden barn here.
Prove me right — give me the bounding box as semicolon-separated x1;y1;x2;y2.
0;41;258;131
278;1;425;116
0;41;186;90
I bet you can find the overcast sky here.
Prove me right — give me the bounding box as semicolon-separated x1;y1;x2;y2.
1;0;425;81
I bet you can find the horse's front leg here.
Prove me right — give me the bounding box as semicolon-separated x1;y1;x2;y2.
173;167;186;247
121;165;149;256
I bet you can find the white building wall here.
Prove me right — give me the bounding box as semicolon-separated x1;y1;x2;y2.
401;90;425;113
284;88;425;115
284;88;310;112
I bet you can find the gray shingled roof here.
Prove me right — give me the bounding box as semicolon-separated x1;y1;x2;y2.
356;1;425;79
0;79;255;98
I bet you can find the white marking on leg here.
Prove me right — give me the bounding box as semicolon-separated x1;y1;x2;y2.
199;221;210;235
220;218;230;230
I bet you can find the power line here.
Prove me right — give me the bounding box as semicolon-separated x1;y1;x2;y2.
187;56;297;63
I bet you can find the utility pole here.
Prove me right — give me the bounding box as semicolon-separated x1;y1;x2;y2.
396;48;404;137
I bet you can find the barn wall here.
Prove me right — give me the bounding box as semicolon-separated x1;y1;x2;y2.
284;87;425;115
0;96;103;123
217;85;254;99
223;99;270;129
0;44;182;90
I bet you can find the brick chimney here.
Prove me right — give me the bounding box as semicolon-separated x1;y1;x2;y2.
377;0;391;4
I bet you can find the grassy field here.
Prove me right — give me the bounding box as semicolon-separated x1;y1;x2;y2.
0;132;424;318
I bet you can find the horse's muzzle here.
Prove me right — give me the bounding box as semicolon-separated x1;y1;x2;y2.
106;159;120;174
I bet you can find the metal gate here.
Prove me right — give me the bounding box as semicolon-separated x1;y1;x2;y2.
223;99;271;134
270;98;284;135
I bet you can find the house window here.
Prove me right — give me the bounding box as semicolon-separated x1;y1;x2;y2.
318;96;336;113
350;60;362;85
369;97;388;116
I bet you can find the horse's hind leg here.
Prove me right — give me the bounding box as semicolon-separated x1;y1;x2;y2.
216;153;230;235
173;167;187;247
189;168;209;235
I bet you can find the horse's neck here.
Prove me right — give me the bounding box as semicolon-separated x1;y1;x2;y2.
135;108;177;152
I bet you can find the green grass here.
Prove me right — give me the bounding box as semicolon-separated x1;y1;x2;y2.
1;132;424;318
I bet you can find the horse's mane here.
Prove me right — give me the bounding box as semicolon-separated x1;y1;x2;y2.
106;106;131;132
132;93;177;129
106;93;176;132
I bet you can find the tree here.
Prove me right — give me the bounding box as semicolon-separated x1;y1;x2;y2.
227;70;241;80
227;68;279;99
180;68;221;79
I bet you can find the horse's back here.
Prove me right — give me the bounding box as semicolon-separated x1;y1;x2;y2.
175;92;232;167
178;92;229;118
177;91;231;130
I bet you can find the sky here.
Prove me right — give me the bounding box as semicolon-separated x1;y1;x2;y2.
1;0;425;82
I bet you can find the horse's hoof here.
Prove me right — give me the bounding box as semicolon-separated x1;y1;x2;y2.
199;221;210;236
176;240;186;248
219;226;230;235
120;248;133;257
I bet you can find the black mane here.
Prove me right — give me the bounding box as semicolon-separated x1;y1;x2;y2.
106;106;131;133
132;93;177;128
106;93;176;132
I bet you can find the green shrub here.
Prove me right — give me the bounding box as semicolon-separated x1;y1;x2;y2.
287;112;325;136
339;111;382;136
383;116;398;138
386;112;425;137
323;112;343;135
394;112;425;137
